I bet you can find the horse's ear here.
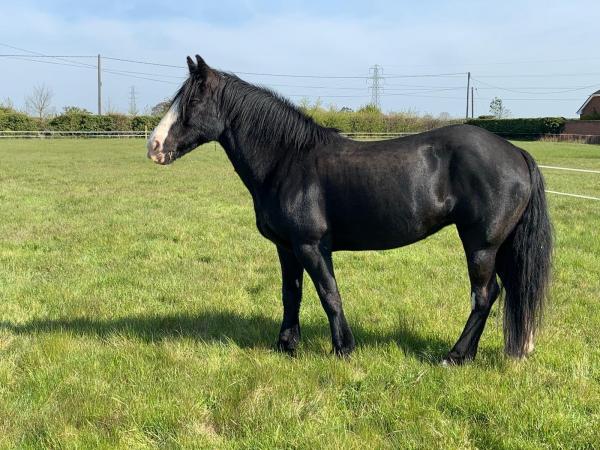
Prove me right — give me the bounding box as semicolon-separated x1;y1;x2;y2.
186;56;196;74
195;54;208;79
187;55;208;79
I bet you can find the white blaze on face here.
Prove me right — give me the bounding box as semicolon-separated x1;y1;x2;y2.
146;98;179;161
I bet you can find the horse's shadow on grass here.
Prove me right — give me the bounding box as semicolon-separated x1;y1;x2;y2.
1;311;452;363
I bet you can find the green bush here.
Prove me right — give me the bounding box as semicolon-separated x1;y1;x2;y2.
2;105;462;135
466;117;566;138
45;113;158;132
0;111;41;131
0;112;160;133
131;115;162;131
302;106;461;133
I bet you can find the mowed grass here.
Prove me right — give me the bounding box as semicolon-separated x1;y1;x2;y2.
0;138;598;449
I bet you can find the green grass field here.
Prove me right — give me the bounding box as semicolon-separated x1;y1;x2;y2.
0;139;598;449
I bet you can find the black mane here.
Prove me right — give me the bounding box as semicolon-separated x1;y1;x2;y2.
176;71;340;152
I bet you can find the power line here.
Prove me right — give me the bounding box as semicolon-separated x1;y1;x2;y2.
384;72;466;78
475;85;600;90
472;77;600;95
384;55;600;69
2;52;180;85
490;97;581;101
102;68;185;79
102;55;185;69
0;54;96;58
3;55;96;69
475;72;600;78
3;46;599;82
0;43;592;112
2;57;582;101
3;55;594;93
102;69;180;85
0;43;96;69
98;55;469;80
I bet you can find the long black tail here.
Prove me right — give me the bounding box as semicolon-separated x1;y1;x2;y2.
496;150;553;358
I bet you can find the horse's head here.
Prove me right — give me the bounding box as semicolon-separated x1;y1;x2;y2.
147;55;224;165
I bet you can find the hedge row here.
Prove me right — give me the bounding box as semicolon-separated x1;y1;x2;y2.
0;112;162;132
0;110;570;137
303;107;463;133
466;117;566;137
0;111;40;131
1;109;460;134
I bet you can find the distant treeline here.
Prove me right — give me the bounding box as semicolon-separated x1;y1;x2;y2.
0;105;571;138
299;104;463;133
465;117;566;138
1;104;461;133
0;107;161;132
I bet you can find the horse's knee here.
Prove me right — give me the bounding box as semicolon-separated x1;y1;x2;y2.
471;277;500;312
471;289;492;312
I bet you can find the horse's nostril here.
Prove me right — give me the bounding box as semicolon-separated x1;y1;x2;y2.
153;140;161;152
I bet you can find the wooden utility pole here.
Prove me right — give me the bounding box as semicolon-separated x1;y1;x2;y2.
97;54;102;115
471;86;474;119
465;71;470;119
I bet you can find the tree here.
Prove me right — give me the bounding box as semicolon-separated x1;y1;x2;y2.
297;97;311;113
0;97;14;111
151;99;171;116
489;97;511;119
105;97;119;114
62;106;91;115
25;84;54;119
357;104;382;114
311;97;324;112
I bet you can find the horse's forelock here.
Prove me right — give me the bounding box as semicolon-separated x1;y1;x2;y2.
174;75;203;122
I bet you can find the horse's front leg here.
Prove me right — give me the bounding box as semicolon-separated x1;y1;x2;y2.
294;241;355;356
276;246;304;354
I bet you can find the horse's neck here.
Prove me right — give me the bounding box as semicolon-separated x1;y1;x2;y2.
218;128;282;194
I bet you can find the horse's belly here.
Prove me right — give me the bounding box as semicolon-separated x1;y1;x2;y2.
329;208;452;251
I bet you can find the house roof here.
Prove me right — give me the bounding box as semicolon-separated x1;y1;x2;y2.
577;90;600;115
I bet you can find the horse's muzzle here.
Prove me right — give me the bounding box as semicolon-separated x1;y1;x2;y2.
147;139;175;165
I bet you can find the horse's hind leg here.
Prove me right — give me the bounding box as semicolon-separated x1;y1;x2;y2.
443;245;500;365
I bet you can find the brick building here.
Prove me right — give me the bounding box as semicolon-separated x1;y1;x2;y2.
577;90;600;119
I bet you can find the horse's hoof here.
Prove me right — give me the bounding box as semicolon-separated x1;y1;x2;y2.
277;342;298;355
277;327;300;355
276;337;300;356
333;343;355;358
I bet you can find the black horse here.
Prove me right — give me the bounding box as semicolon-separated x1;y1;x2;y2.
147;55;552;364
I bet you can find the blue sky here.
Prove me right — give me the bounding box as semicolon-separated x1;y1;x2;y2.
1;0;599;117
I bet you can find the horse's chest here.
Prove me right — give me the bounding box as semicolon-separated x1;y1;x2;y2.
254;208;289;247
